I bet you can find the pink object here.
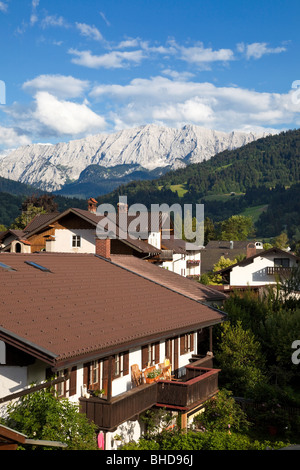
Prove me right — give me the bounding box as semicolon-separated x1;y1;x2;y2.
98;432;105;450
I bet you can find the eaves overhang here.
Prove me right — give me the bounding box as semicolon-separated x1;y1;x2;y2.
0;327;58;366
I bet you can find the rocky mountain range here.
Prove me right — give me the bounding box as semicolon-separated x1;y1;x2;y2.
0;124;266;197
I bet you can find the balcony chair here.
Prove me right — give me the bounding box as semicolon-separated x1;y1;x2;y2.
131;364;142;386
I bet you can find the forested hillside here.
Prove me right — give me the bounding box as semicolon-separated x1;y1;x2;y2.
1;129;300;242
97;129;300;205
96;129;300;243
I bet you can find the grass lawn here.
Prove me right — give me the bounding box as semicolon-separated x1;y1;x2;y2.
239;204;269;223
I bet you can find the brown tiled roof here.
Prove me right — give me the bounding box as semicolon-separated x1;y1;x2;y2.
119;237;161;254
111;254;227;302
0;230;26;243
0;253;224;368
24;208;171;238
24;212;61;234
200;240;251;274
161;237;187;254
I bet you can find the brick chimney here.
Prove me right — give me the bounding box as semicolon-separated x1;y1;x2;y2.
88;198;98;214
96;238;111;259
246;242;256;258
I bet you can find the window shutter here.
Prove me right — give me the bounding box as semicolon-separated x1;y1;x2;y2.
165;338;172;363
102;358;109;395
142;345;148;368
123;351;129;375
69;366;77;396
174;337;179;372
180;335;185;355
191;333;194;352
155;342;160;364
83;363;89;386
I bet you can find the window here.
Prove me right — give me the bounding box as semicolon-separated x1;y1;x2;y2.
72;235;81;248
274;258;290;267
113;352;129;379
57;370;67;397
180;333;194;355
25;261;51;272
91;360;99;385
0;262;15;272
0;341;6;364
142;343;159;368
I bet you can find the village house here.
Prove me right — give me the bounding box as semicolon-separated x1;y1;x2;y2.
215;245;299;289
0;251;225;449
0;198;202;278
200;239;264;274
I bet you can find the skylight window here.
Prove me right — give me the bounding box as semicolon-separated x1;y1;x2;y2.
25;261;51;273
0;262;16;272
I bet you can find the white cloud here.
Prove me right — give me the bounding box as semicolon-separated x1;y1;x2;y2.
237;42;286;59
75;23;103;41
69;48;144;69
30;0;40;25
178;43;235;67
99;11;110;27
90;75;298;132
23;75;90;99
33;92;106;135
0;126;31;149
116;38;140;49
41;14;68;29
0;2;8;13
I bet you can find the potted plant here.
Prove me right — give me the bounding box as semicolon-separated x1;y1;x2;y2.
89;388;105;397
114;434;122;446
146;369;162;384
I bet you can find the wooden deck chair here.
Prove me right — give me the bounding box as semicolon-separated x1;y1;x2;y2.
131;364;142;386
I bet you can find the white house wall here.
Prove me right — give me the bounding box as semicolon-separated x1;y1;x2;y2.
50;229;96;254
230;253;298;286
162;253;187;276
148;232;161;250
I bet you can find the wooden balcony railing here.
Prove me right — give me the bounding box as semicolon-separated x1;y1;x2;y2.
80;382;158;431
156;366;220;410
79;362;220;431
266;266;292;276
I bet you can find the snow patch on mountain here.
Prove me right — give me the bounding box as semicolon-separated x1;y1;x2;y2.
0;124;266;192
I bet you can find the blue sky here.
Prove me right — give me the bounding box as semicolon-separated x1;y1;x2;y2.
0;0;300;151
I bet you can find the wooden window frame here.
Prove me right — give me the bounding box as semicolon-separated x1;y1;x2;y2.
142;342;159;368
113;351;129;380
180;333;194;355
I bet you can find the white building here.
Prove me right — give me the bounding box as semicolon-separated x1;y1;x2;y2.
216;246;299;287
0;252;224;449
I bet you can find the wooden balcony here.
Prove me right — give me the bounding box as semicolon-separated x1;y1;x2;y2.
151;250;174;262
266;266;292;276
79;361;220;431
80;382;158;431
156;366;220;410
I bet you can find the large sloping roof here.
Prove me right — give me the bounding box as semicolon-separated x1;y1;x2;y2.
111;254;227;302
0;253;224;368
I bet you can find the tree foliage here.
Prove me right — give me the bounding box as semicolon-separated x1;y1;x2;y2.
214;321;266;396
2;387;98;450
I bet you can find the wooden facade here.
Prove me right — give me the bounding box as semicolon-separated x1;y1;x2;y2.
79;359;220;431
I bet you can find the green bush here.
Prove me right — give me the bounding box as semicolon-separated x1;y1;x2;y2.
121;429;287;451
193;389;250;433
